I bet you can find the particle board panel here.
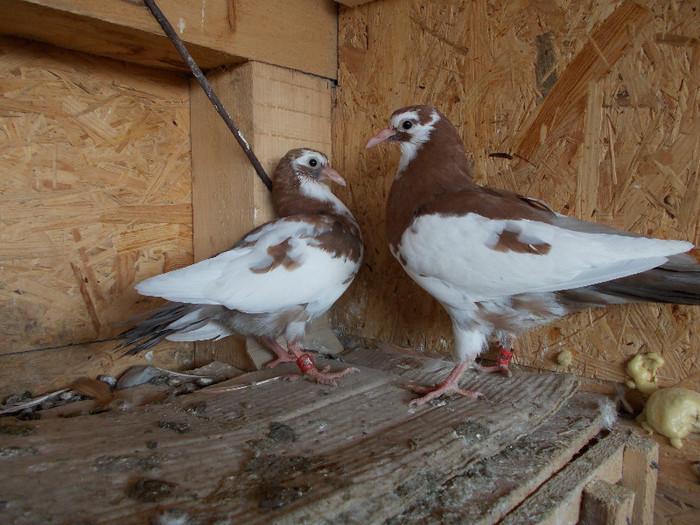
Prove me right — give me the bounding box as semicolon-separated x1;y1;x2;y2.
0;0;338;79
332;0;700;391
0;352;578;524
0;36;195;394
189;61;333;369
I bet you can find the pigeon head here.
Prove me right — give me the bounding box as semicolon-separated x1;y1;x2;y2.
365;105;444;172
273;149;352;218
285;148;346;187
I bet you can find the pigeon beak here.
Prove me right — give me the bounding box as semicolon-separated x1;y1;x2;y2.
320;165;346;186
365;127;397;149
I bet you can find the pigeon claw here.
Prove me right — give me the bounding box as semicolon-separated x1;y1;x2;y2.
473;361;512;377
302;365;359;386
283;354;359;386
404;382;484;406
473;346;513;377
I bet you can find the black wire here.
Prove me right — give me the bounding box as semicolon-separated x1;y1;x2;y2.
143;0;273;192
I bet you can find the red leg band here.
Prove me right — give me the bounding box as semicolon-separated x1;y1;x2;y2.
296;353;315;373
498;348;514;365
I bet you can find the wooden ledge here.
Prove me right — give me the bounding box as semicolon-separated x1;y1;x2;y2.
0;0;338;78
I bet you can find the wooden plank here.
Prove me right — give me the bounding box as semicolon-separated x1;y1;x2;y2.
499;431;629;525
621;431;659;525
189;61;333;369
580;480;636;525
0;0;338;79
387;391;609;524
0;355;577;523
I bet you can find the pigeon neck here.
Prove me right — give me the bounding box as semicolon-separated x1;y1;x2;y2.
386;132;476;250
274;176;354;222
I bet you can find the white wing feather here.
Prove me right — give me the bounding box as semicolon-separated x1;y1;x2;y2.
136;217;357;314
398;214;693;305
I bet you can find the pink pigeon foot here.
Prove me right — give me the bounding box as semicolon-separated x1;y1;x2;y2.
282;345;359;386
473;346;513;377
404;361;484;406
258;336;297;368
288;354;359;385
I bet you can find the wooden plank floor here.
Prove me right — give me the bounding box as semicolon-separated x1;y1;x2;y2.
0;348;579;524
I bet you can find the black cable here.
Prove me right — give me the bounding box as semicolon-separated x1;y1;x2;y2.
143;0;273;192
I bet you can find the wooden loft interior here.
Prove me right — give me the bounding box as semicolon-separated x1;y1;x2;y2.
0;1;697;523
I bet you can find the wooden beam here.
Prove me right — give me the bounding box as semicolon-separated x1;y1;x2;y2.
580;480;636;525
189;61;332;369
0;0;338;79
621;432;659;525
500;431;628;525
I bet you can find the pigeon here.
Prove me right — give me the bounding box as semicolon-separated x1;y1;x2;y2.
366;105;699;405
119;149;363;385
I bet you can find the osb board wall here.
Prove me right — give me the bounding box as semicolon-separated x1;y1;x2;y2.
0;36;194;397
331;0;699;390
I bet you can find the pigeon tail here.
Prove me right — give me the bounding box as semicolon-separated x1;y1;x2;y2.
590;252;700;305
117;303;227;355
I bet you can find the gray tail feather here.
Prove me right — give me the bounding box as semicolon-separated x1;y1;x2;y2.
589;252;700;305
116;302;204;355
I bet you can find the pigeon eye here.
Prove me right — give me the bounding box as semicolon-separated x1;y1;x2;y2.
402;120;413;130
309;158;318;167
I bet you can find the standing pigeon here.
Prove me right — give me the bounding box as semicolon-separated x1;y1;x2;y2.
366;105;699;405
119;149;363;385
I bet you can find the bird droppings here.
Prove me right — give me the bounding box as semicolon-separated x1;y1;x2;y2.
257;484;311;509
204;453;341;511
92;454;160;474
0;446;38;458
308;418;331;432
245;454;316;480
268;422;296;443
158;421;192;434
394;471;442;499
152;508;192;525
184;401;207;416
126;478;178;503
453;420;489;445
0;424;34;436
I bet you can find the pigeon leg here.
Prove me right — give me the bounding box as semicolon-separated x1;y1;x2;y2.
474;333;514;377
404;361;484;406
258;336;297;368
283;342;359;386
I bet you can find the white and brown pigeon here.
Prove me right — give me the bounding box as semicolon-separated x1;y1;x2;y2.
366;105;699;405
119;148;363;385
